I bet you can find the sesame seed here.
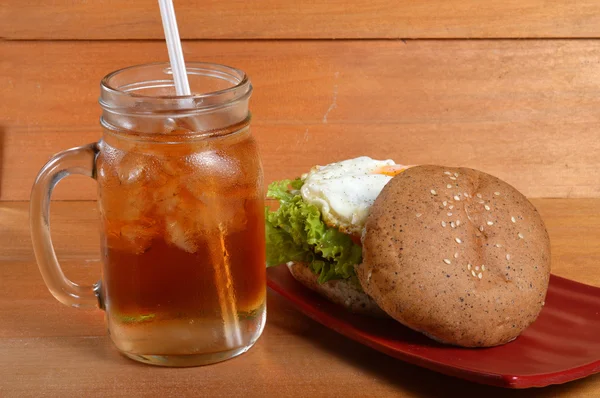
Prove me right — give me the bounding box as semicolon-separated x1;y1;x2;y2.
468;263;472;270
478;272;483;279
447;184;452;189
464;192;469;198
443;201;448;207
443;259;451;264
449;176;457;180
450;221;456;228
484;205;491;211
454;172;459;177
454;252;459;259
506;254;511;261
478;200;485;204
416;213;422;218
456;220;461;226
495;243;502;248
487;221;494;226
476;193;483;199
454;195;461;201
511;216;516;223
447;212;453;217
471;270;477;277
444;171;452;175
455;237;462;244
479;226;484;232
481;265;486;271
431;189;437;195
475;266;480;271
495;191;500;196
449;205;454;209
518;233;524;239
441;221;447;227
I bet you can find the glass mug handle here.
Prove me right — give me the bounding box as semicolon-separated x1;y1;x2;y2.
30;143;101;309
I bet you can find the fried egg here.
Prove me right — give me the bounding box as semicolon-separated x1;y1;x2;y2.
300;156;411;236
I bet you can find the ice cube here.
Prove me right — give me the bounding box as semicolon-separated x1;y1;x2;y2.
191;192;249;235
103;217;158;255
117;152;151;186
193;151;238;179
152;178;182;216
121;194;147;221
183;151;240;200
165;217;198;253
157;156;184;178
120;223;157;254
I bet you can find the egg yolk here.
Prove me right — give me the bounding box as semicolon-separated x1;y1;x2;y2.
374;164;413;177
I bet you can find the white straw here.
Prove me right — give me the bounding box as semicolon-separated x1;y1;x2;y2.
212;222;243;348
158;0;191;96
158;0;242;349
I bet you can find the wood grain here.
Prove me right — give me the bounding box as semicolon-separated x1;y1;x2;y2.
1;199;599;396
3;0;600;40
2;40;600;200
5;40;600;127
6;123;600;202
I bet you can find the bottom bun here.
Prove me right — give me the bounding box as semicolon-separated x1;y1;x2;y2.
286;262;388;318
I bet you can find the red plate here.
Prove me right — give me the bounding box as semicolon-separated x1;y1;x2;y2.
267;266;600;388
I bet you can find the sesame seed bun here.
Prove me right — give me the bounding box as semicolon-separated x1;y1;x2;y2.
357;165;551;347
286;262;388;318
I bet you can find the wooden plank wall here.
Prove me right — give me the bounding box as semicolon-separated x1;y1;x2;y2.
1;1;600;201
4;1;600;39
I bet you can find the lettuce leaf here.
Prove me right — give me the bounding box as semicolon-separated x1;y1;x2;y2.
265;178;362;284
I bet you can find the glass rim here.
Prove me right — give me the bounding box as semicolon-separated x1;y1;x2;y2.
100;61;250;100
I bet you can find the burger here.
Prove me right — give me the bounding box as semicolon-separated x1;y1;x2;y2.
265;157;551;347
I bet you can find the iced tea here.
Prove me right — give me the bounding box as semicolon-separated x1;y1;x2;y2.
96;125;266;364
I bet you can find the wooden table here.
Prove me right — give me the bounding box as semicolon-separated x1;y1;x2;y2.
1;199;599;397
